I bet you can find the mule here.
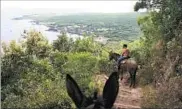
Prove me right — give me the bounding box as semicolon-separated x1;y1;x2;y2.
66;72;119;109
108;51;138;88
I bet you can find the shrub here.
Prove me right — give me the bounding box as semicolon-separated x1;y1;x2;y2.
63;52;99;95
141;85;158;108
156;77;182;108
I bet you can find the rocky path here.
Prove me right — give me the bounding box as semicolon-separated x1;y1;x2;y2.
95;74;143;109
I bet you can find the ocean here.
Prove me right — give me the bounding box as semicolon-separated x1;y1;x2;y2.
1;9;82;44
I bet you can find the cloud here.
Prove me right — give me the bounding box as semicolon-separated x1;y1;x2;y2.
1;1;137;13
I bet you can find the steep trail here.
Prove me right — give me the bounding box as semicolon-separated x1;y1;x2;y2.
95;74;143;109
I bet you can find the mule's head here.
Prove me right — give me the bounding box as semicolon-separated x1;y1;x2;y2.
108;51;120;61
66;72;119;109
108;51;114;61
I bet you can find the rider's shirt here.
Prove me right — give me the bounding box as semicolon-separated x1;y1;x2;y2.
122;48;130;57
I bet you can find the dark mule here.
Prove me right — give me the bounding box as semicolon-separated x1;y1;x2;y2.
109;51;138;88
66;72;119;109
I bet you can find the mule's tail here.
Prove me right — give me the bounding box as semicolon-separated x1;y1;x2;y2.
136;66;138;73
133;66;138;88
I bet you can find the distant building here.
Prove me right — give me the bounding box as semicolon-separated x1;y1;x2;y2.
94;36;109;45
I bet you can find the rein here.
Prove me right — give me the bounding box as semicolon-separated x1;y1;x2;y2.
113;53;121;61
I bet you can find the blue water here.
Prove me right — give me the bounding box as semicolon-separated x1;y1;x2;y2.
1;10;82;43
1;11;59;43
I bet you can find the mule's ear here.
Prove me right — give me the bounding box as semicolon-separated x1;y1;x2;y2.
103;72;119;108
66;74;84;108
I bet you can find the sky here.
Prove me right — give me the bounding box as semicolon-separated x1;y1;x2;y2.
1;1;137;13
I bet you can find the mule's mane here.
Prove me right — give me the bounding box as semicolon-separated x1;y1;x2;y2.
110;52;121;61
113;52;120;56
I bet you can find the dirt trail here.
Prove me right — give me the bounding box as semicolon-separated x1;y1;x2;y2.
96;74;143;109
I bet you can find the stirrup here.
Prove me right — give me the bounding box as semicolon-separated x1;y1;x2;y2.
118;65;120;70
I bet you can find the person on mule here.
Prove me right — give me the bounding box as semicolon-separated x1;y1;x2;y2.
117;44;130;69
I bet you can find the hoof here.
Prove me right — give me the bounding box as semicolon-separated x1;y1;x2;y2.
129;85;132;88
120;77;123;81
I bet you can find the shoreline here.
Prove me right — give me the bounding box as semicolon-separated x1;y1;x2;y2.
11;13;141;42
11;12;141;42
11;16;109;44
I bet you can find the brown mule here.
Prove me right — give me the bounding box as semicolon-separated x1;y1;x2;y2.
109;51;138;88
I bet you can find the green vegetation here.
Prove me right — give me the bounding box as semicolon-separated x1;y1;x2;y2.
2;0;182;108
133;0;182;108
1;30;114;108
19;13;145;41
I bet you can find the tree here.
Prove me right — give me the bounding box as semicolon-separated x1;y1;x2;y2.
52;32;74;52
135;0;182;42
134;0;182;108
1;40;30;86
23;30;51;58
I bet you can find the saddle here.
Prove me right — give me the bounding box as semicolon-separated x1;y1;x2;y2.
120;56;130;64
117;56;130;70
121;59;127;64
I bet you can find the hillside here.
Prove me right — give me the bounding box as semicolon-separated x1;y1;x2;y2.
2;0;182;108
15;12;145;41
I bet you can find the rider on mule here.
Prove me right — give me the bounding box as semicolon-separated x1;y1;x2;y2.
117;44;130;69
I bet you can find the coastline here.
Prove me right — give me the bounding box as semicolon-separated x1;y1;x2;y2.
11;13;140;42
12;15;110;44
